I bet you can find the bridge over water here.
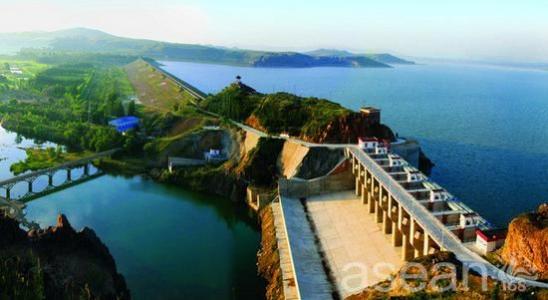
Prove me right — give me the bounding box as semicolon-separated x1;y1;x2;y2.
0;149;118;202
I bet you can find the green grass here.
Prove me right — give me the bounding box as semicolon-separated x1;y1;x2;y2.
124;59;197;112
202;84;351;137
10;147;93;175
80;67;134;102
0;59;49;93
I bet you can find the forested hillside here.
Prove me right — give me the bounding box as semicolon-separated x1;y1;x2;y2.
0;28;412;68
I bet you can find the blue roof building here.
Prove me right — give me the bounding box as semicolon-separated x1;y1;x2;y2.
108;116;140;133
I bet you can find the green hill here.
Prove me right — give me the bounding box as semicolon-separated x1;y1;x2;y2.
366;53;414;65
307;49;414;64
0;28;412;68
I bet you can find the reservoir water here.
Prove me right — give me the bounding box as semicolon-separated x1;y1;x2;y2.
0;126;56;180
160;61;548;227
24;175;263;299
0;127;264;299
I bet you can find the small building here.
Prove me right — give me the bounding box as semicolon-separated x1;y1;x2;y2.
9;67;23;75
460;212;480;227
360;106;381;125
423;181;452;202
375;142;389;155
403;166;424;183
358;136;390;155
475;228;507;254
358;137;378;151
204;149;226;162
388;154;407;167
280;132;290;139
108;116;140;133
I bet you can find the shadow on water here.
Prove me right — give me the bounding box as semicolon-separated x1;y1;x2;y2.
23;174;266;300
111;172;260;229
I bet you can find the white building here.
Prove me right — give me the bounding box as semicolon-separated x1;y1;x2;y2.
475;228;507;254
423;181;453;202
388;154;407;167
358;137;378;151
403;166;425;183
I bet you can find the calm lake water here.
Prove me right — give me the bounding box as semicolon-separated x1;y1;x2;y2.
161;61;548;227
0;126;56;180
0;127;264;299
24;176;263;300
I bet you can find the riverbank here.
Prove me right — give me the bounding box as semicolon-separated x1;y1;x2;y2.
10;147;93;175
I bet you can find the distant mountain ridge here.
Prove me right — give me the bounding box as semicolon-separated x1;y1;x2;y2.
0;28;413;68
307;49;415;65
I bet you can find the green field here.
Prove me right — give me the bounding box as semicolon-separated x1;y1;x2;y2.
0;55;141;153
124;59;196;112
0;59;49;100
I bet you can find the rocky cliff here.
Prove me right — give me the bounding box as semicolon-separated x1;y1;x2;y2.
501;203;548;281
0;213;130;299
306;111;395;144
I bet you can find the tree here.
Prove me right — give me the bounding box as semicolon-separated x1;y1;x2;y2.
113;100;125;117
127;100;136;116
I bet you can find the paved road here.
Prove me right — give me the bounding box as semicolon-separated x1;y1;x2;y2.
168;157;207;167
279;196;334;299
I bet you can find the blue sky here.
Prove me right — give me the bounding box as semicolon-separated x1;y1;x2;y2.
1;0;547;62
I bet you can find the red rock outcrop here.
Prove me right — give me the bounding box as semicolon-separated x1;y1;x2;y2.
501;203;548;281
308;112;395;144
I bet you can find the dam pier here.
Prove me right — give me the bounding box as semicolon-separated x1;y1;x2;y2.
258;137;548;298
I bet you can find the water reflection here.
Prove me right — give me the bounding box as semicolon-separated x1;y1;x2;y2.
0;126;56;180
25;175;264;299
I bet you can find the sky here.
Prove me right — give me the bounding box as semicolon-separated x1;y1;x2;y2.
1;0;547;62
